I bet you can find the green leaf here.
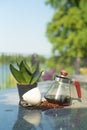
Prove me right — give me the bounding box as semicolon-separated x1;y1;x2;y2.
16;61;21;68
10;64;26;84
31;63;38;74
30;71;43;85
24;60;38;74
23;60;32;74
10;59;42;85
19;61;32;83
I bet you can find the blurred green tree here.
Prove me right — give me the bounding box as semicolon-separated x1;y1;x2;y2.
45;0;87;74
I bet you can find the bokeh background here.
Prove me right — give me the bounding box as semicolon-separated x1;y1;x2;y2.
0;0;87;89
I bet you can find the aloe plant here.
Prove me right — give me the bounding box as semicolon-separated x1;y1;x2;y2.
10;60;42;85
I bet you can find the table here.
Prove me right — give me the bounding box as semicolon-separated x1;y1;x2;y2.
0;81;87;130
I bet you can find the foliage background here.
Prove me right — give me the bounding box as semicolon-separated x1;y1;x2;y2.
45;0;87;74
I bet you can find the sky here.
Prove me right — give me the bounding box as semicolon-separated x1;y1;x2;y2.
0;0;54;57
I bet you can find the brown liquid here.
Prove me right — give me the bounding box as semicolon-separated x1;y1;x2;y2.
45;95;71;106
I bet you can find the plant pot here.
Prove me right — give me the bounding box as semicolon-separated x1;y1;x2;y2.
17;83;42;106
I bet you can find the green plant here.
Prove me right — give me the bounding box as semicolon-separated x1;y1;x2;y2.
10;60;42;85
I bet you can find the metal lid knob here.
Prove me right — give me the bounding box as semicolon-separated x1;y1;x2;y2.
60;70;68;76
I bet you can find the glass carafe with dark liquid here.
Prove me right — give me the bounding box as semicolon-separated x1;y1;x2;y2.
44;71;82;106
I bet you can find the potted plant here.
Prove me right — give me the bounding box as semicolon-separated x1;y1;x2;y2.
10;60;43;106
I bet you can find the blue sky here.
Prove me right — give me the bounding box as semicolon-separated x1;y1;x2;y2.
0;0;54;56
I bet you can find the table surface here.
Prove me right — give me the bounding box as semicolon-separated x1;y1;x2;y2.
0;81;87;130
